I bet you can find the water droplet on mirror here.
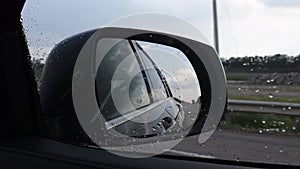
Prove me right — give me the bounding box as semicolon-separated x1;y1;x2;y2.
279;149;283;153
268;94;274;99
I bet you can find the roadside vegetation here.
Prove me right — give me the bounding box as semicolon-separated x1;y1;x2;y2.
222;54;300;134
222;54;300;74
220;111;300;135
228;95;300;103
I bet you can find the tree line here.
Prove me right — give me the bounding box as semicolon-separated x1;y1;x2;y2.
221;54;300;73
31;58;44;79
31;54;300;77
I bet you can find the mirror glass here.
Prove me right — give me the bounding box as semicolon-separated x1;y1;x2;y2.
95;38;201;138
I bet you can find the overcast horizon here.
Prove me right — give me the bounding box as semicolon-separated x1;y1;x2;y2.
22;0;300;59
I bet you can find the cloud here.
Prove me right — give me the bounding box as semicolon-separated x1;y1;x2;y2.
22;0;300;59
164;68;201;103
218;0;300;57
28;46;52;61
259;0;300;8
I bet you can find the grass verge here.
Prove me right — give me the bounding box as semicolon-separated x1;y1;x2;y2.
220;111;300;134
228;94;300;103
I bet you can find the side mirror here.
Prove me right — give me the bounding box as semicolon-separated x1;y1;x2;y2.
40;19;226;157
72;27;227;144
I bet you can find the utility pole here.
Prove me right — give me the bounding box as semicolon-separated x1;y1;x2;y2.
212;0;219;55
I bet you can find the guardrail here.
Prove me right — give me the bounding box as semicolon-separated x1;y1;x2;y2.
227;99;300;116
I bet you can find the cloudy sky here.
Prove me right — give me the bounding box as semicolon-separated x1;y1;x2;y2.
22;0;300;58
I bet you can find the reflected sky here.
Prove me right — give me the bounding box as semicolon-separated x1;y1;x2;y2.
137;41;201;103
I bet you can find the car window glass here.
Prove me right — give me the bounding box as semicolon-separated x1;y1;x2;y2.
22;0;300;166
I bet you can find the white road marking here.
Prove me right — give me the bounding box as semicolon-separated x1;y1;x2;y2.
167;149;216;159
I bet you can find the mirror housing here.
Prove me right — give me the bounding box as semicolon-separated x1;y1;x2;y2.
40;27;227;148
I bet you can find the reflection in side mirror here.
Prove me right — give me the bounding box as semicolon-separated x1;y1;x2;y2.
95;39;201;138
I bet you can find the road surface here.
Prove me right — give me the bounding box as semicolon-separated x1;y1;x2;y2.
172;129;300;166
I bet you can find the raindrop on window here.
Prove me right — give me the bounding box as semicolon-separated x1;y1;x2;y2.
268;94;274;99
235;155;240;162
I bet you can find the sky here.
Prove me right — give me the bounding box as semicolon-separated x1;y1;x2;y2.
21;0;300;59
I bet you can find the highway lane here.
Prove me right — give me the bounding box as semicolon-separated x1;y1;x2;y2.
173;129;300;166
